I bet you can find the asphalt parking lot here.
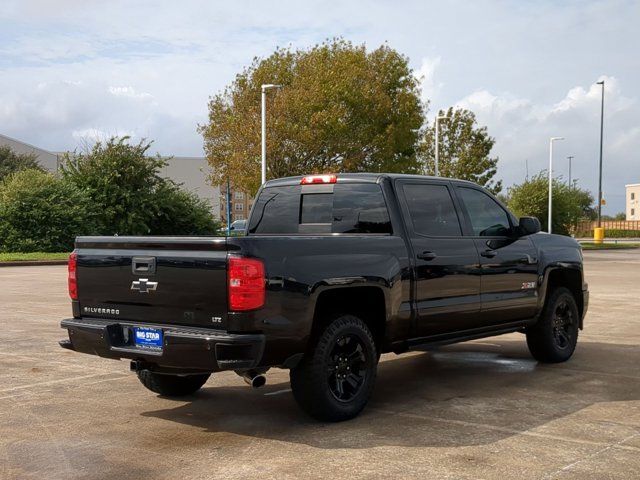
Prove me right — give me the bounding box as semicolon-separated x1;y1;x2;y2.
1;250;639;479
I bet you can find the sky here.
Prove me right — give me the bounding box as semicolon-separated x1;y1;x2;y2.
0;0;638;213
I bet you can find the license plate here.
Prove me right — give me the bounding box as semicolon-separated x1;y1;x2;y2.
133;327;163;351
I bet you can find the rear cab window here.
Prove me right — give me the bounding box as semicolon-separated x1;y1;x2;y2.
248;182;392;235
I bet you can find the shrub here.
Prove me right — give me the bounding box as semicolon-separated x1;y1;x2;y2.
506;172;594;236
61;137;219;235
0;169;97;252
0;145;44;182
150;185;219;235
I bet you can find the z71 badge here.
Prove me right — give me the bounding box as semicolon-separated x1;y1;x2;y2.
521;281;536;290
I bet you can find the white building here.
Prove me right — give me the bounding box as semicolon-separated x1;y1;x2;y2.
0;134;221;220
626;183;640;220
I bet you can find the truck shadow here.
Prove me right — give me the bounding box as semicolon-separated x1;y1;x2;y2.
141;339;639;449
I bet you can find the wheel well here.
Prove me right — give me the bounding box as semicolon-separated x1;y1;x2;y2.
547;268;583;318
312;286;387;351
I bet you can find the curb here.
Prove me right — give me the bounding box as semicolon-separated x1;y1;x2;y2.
0;260;68;267
581;246;640;251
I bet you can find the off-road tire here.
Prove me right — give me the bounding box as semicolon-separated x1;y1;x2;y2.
526;287;579;363
137;370;210;396
290;314;378;422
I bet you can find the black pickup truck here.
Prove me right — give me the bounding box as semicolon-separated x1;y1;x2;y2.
61;173;588;421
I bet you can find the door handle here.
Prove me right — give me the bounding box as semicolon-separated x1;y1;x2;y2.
517;254;537;264
480;249;497;258
417;251;437;261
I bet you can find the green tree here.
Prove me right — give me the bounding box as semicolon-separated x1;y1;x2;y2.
61;136;219;235
419;107;502;193
602;212;626;221
0;145;44;181
506;172;594;235
199;39;425;195
0;169;97;252
152;186;221;235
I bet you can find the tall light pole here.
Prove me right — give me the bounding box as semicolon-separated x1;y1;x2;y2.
596;80;605;228
434;114;450;177
548;137;565;233
226;178;232;235
261;84;282;185
567;156;574;187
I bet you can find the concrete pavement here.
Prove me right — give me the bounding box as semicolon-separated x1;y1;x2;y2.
0;250;639;479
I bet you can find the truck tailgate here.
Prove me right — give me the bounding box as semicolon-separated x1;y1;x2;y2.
75;236;228;328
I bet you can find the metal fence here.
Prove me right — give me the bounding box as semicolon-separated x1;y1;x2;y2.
575;220;640;232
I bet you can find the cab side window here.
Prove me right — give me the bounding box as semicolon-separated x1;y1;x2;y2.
403;183;462;236
458;187;511;236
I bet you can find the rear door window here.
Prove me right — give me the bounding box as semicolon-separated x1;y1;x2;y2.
402;183;462;236
331;184;391;234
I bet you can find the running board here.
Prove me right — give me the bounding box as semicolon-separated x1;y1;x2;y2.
394;319;536;353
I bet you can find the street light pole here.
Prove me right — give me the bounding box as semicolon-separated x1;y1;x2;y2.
548;137;565;234
596;80;605;228
226;177;231;235
567;156;574;187
261;84;282;185
434;114;450;177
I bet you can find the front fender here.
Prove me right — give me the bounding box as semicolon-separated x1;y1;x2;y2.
537;262;583;312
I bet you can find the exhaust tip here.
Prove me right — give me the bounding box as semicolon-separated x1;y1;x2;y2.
251;374;266;388
237;370;267;388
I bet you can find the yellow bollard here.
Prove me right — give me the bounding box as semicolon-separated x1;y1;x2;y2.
594;227;605;244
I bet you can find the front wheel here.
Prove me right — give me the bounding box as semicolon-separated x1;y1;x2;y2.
137;370;210;396
526;287;579;363
290;314;378;422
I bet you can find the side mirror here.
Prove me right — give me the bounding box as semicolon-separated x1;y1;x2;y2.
518;216;541;236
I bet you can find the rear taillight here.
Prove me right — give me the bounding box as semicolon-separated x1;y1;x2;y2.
68;251;78;300
228;256;265;311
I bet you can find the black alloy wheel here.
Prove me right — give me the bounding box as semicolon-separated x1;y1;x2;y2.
551;298;576;350
290;314;378;422
327;334;368;402
526;287;579;363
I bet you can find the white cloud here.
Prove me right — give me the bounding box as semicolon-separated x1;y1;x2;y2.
414;56;442;110
456;90;532;121
550;77;633;116
450;76;640;212
71;128;134;143
108;86;155;102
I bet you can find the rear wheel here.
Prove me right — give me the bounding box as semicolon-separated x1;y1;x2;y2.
526;287;579;363
290;314;378;422
137;370;210;396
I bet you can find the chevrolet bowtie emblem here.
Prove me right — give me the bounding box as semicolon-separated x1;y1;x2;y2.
131;278;158;293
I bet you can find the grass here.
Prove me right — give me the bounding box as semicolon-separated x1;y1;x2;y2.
580;242;640;250
0;252;70;262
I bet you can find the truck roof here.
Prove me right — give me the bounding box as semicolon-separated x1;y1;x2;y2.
264;173;479;187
